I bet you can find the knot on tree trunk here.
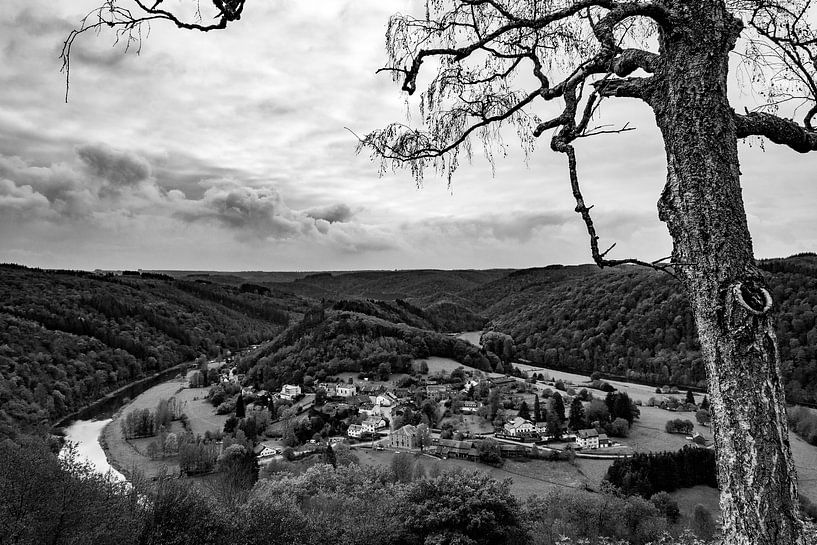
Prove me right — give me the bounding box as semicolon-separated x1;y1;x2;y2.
731;280;773;315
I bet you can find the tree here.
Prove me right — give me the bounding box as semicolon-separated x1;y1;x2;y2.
518;400;531;421
609;417;630;438
696;409;712;426
692;504;718;541
68;2;817;542
685;389;696;405
416;423;432;453
235;392;245;419
551;393;566;425
569;397;586;431
391;452;415;483
533;394;541;423
323;443;337;468
650;491;681;524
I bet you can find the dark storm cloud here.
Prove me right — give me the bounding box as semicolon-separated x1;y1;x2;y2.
77;144;151;186
303;203;354;223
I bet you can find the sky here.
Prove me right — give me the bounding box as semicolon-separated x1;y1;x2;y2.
0;1;815;272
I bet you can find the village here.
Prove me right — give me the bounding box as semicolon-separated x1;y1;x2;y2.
216;355;712;467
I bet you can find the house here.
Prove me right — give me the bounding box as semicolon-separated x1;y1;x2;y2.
503;417;535;436
280;384;302;400
337;384;358;397
390;424;418;449
376;392;398;407
362;416;386;434
358;403;377;418
598;433;610;447
460;400;481;413
435;439;475;459
576;428;600;449
426;384;450;398
253;444;278;458
489;376;516;387
347;424;364;438
323;383;338;397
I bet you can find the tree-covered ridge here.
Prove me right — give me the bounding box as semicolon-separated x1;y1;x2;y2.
238;307;485;392
485;258;817;404
0;265;293;438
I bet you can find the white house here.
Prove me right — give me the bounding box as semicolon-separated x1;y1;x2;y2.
362;416;386;434
347;424;364;438
253;444;278;458
576;428;600;449
460;401;481;413
280;384;302;400
337;384;358;397
503;417;535;436
375;392;398;407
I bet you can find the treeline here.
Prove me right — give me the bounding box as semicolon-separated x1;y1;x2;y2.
0;435;750;545
484;255;817;404
605;446;718;498
0;265;289;438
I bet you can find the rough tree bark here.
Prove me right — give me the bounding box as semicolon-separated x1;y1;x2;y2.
653;2;802;543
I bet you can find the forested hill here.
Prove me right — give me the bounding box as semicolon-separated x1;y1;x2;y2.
0;264;296;438
482;255;817;405
235;303;486;391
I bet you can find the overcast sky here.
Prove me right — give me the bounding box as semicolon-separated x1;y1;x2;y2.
1;1;815;271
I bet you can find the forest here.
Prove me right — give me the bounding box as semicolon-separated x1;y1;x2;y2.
0;265;291;438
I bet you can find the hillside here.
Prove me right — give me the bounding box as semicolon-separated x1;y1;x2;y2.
483;256;817;404
0;265;298;437
236;304;488;391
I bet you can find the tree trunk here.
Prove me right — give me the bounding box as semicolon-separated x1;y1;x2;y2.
652;2;803;544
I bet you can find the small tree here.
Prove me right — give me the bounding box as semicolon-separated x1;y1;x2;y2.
692;504;718;541
533;394;541;423
569;397;586;432
235;393;245;419
518;401;531;421
685;390;696;405
696;409;712;426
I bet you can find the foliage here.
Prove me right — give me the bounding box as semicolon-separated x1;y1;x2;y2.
0;264;286;438
605;446;718;498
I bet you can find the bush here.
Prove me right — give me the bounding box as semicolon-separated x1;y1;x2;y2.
609;418;630;438
665;419;694;434
691;504;716;541
650;491;680;524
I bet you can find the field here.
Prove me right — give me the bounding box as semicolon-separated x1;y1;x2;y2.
670;485;721;524
438;414;495;435
353;447;593;498
423;356;470;375
101;370;229;479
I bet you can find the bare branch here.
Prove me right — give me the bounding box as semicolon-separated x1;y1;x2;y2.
734;110;817;152
61;0;245;101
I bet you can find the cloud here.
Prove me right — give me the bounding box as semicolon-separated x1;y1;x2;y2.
77;143;151;186
0;178;52;217
172;182;309;238
303;203;354;223
417;211;574;243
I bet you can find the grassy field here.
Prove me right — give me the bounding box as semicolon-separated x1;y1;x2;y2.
670;485;721;525
353;447;593;498
102;370;230;479
423;356;470;375
101;377;187;479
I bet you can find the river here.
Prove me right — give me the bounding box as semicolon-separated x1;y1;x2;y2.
62;418;126;482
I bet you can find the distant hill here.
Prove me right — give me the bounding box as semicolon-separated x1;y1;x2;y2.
0;265;297;437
